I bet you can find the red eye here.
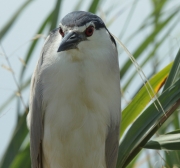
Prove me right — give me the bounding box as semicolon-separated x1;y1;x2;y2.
85;26;94;37
59;27;64;37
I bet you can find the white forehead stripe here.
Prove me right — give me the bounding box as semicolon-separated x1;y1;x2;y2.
59;22;95;32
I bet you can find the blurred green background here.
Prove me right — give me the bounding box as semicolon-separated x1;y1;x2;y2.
0;0;180;167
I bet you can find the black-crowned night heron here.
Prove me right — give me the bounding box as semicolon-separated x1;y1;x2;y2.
28;11;121;168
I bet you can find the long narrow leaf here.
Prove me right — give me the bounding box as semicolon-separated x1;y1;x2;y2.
126;3;179;43
163;49;180;91
117;78;180;167
121;10;178;78
121;62;172;137
123;17;179;91
74;0;83;11
0;112;29;168
20;0;62;80
144;133;180;150
20;12;52;79
166;129;180;134
88;0;100;13
9;144;30;168
0;0;32;39
118;49;180;166
49;0;62;31
0;78;30;114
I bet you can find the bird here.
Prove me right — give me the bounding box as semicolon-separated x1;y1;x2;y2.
27;11;121;168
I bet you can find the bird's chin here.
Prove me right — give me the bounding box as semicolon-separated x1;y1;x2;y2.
67;46;79;51
57;44;77;52
60;47;79;54
63;48;83;62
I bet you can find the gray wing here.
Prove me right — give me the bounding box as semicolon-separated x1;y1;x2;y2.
29;52;44;168
105;34;120;168
105;112;120;168
29;30;59;168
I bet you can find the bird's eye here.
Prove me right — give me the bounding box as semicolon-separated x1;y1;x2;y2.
85;26;94;37
59;27;64;37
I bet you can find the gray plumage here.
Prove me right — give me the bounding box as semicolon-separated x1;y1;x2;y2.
29;33;57;168
61;11;105;29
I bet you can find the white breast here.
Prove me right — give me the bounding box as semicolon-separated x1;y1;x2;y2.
41;32;120;168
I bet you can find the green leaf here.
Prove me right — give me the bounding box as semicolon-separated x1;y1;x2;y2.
163;49;180;91
0;78;30;114
88;0;100;13
20;0;62;80
123;17;179;91
74;0;83;11
144;133;180;150
125;1;177;44
119;0;139;39
120;10;178;79
49;0;62;31
166;129;180;134
121;62;173;137
0;0;32;40
117;78;180;167
0;112;29;168
19;12;52;79
9;144;30;168
126;152;141;168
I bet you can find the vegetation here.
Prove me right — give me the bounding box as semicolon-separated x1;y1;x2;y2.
0;0;180;167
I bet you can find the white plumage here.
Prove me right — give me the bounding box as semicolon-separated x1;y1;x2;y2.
28;11;120;168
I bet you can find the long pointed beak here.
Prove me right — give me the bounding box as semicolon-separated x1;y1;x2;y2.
57;31;85;52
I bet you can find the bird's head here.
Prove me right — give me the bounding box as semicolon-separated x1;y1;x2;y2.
56;11;116;54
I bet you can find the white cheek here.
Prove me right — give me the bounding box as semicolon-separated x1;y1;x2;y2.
78;29;114;55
